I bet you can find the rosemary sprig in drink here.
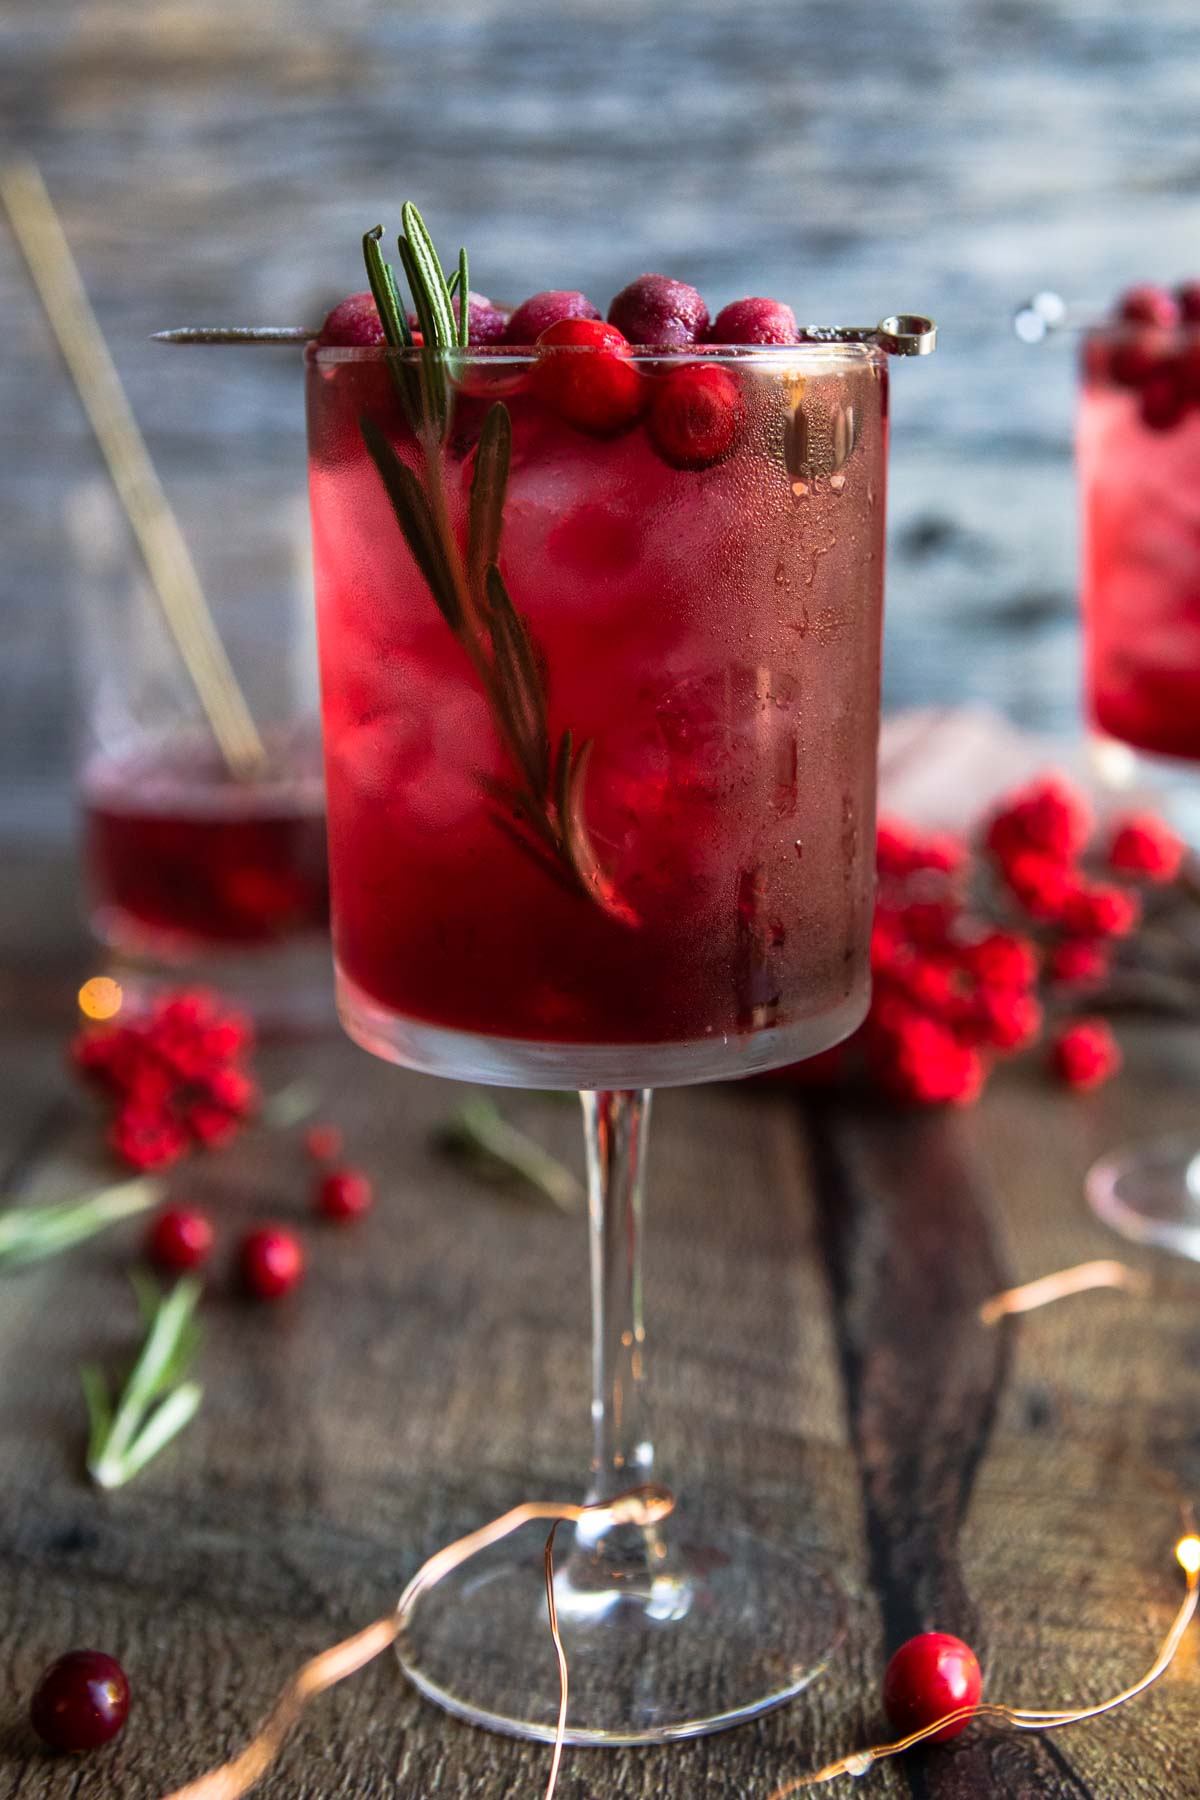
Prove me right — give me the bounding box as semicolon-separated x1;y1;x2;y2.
357;207;631;920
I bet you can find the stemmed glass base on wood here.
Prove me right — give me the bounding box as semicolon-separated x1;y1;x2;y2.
395;1088;845;1744
1088;1134;1200;1263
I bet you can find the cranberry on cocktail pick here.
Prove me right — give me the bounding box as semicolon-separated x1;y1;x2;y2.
30;1650;130;1754
1177;280;1200;324
319;292;387;347
531;317;646;435
648;364;746;469
709;296;798;345
503;289;601;344
1117;283;1181;329
608;274;710;348
882;1632;982;1743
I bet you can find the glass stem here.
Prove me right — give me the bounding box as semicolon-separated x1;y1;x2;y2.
581;1088;654;1501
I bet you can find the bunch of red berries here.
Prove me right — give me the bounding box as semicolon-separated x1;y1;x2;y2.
789;776;1185;1106
71;989;259;1171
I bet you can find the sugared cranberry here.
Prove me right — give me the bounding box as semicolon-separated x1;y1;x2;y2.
455;290;510;345
531;318;645;435
145;1205;214;1273
316;1167;375;1223
1052;1019;1121;1091
1140;370;1186;431
503;289;600;345
883;1632;982;1743
1178;281;1200;324
304;1122;345;1164
319;291;387;348
1107;813;1185;882
1118;284;1181;329
647;364;745;468
607;274;709;348
239;1226;305;1300
709;296;798;346
30;1650;130;1753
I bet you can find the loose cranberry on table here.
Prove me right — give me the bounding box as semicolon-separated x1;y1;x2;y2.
648;364;746;469
304;1121;345;1164
882;1632;982;1742
1052;1019;1122;1091
709;296;798;345
239;1226;305;1300
607;274;709;347
145;1205;214;1273
503;288;601;344
30;1649;130;1754
316;1167;375;1223
531;318;645;436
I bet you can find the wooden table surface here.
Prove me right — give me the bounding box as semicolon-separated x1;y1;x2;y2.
3;840;1200;1799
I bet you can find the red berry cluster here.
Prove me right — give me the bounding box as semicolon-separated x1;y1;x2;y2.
320;272;803;472
71;989;259;1171
1088;282;1200;431
781;777;1186;1106
141;1115;374;1301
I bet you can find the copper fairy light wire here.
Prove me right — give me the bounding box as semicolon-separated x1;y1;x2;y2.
979;1258;1150;1324
769;1524;1200;1793
157;1483;674;1800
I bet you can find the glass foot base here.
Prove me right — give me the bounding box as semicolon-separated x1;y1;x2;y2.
1087;1134;1200;1261
398;1502;845;1745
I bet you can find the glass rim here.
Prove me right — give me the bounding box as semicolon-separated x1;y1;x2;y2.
307;340;886;368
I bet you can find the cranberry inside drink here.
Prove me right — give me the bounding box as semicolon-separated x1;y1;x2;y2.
1080;302;1200;762
307;344;886;1065
84;734;329;955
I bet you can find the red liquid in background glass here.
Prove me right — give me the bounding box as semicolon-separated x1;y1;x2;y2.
1080;334;1200;762
307;349;886;1047
84;737;329;954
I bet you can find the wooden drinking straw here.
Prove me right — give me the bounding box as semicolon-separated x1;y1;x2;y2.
0;159;266;780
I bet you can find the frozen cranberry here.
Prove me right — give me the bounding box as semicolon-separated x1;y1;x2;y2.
304;1122;345;1164
145;1205;214;1273
709;296;798;346
1109;330;1171;389
883;1632;982;1743
607;274;709;348
1140;369;1186;431
503;289;600;345
319;291;387;348
30;1649;130;1753
531;317;645;435
1118;283;1181;329
648;364;745;468
1052;1019;1121;1091
455;290;510;345
1178;281;1200;324
239;1226;305;1300
316;1167;375;1223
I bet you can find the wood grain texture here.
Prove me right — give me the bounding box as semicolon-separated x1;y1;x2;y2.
3;846;1200;1796
5;0;1200;828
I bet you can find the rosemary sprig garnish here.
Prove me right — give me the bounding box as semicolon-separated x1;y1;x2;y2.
83;1273;203;1489
356;206;632;922
0;1177;161;1270
435;1098;584;1213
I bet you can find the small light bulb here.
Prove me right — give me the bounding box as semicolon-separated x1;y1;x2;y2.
78;975;123;1021
1175;1536;1200;1575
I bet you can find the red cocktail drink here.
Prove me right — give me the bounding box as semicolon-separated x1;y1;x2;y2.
308;344;887;1082
1080;312;1200;763
84;734;328;958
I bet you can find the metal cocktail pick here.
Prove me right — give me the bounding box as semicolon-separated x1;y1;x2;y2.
0;159;267;781
152;314;938;355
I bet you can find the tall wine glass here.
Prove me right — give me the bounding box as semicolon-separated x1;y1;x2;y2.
1079;318;1200;1258
307;337;889;1741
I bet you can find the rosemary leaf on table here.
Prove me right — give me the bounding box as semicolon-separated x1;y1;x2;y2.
0;1177;161;1270
435;1099;584;1214
83;1275;204;1490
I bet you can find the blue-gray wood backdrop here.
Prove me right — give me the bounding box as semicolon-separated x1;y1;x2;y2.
3;0;1199;833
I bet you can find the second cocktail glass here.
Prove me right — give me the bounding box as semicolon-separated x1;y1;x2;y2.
307;333;889;1740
